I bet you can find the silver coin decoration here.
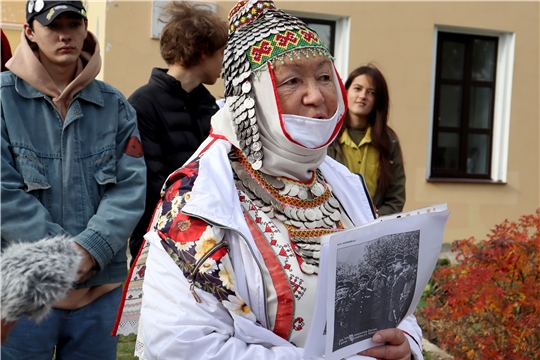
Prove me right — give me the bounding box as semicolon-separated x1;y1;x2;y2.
320;204;332;216
261;172;284;189
330;210;341;221
237;111;247;122
245;98;255;109
304;208;316;221
251;141;262;152
290;219;303;228
301;263;317;275
323;217;335;226
252;159;262;170
324;202;334;213
310;182;325;197
279;182;291;196
290;208;299;221
297;188;308;200
229;152;345;273
288;184;299;197
253;151;263;161
297;209;307;222
242;81;252;93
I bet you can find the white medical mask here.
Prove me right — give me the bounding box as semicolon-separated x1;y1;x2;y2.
281;108;341;149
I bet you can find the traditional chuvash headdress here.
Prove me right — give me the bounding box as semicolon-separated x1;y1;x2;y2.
222;0;334;171
216;0;347;274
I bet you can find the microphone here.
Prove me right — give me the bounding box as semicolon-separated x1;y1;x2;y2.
1;235;82;322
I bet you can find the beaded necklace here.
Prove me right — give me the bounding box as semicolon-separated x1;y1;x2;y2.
229;148;345;273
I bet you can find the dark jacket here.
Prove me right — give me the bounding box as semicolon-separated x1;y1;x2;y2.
128;68;219;258
327;128;405;216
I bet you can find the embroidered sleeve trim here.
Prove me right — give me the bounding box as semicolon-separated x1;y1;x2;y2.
155;156;258;323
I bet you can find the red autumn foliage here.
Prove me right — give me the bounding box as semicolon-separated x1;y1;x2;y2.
423;208;540;359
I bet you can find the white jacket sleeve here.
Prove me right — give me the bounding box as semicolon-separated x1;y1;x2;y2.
398;314;424;359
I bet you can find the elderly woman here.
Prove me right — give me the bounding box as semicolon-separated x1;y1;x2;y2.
116;1;423;359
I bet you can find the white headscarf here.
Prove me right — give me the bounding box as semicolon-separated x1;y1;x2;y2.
212;61;347;181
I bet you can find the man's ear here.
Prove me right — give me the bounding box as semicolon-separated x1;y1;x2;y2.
23;23;35;43
84;20;88;38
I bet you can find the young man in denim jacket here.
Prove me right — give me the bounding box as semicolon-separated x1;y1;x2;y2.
0;1;146;359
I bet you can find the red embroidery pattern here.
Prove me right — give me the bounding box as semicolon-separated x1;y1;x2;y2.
300;29;318;43
293;317;305;331
275;31;299;48
289;274;306;300
250;40;273;63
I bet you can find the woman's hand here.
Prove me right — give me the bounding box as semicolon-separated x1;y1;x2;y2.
358;328;412;360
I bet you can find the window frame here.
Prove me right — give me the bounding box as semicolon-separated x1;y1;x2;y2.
286;10;350;80
298;17;336;55
431;32;498;180
427;25;516;183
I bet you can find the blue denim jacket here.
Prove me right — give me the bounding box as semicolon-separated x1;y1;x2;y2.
1;71;147;287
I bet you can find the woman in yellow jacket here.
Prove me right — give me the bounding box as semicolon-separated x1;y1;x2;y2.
328;64;405;216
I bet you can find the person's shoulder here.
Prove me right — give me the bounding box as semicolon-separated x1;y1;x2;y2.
92;79;128;100
0;70;16;87
386;127;400;142
128;82;158;101
198;84;217;101
81;80;136;118
323;155;354;177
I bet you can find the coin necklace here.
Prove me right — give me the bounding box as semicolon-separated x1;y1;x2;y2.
229;148;345;274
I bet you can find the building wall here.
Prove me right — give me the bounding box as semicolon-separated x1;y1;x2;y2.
1;1;25;49
2;1;539;244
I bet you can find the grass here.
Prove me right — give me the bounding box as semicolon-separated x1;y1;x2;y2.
117;334;137;360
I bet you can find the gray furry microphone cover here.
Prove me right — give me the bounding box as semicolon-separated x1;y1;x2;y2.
1;235;82;322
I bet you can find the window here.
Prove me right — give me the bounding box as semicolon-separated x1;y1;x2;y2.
431;32;498;180
288;10;350;79
299;18;336;55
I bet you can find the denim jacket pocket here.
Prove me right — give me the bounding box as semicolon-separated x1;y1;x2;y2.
93;150;117;186
12;147;51;192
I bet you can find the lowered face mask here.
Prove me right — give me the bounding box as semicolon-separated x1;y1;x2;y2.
281;108;341;149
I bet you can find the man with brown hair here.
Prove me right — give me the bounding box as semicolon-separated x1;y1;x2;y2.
127;1;228;262
1;1;146;358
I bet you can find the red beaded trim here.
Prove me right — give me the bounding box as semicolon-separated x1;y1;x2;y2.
287;225;344;238
235;148;331;208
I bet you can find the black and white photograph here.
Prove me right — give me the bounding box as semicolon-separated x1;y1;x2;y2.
304;205;449;360
332;230;420;352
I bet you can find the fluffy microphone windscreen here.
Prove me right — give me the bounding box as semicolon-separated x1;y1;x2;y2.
1;235;82;322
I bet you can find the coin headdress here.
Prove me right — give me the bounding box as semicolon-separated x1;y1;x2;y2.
222;0;337;171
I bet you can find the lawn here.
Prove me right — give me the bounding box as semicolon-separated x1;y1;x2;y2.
117;334;137;360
